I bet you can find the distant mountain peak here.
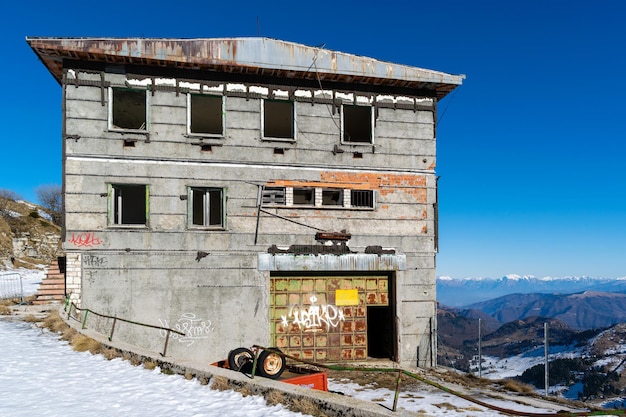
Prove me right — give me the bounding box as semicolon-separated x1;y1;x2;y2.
437;275;626;307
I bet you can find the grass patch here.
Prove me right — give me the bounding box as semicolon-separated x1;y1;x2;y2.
42;311;69;333
210;376;230;391
237;386;253;397
291;397;325;417
101;347;120;360
23;314;41;323
434;402;457;410
265;389;285;406
70;333;102;354
60;327;78;341
501;378;536;394
0;304;10;315
129;354;142;366
144;361;157;370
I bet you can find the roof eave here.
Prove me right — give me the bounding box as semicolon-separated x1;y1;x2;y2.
26;37;464;98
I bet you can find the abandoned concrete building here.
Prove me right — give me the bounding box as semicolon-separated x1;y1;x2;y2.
27;37;463;368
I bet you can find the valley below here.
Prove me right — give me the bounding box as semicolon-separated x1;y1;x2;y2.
437;276;626;407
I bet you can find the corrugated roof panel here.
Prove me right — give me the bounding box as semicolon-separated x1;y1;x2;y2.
26;37;464;98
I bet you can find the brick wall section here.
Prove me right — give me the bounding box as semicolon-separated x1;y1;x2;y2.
64;253;82;304
269;171;428;202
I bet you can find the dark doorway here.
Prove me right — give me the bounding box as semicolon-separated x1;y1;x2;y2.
367;306;394;359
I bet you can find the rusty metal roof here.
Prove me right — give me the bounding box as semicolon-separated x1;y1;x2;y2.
26;37;463;98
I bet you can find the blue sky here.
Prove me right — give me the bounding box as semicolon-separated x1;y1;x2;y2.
3;1;625;279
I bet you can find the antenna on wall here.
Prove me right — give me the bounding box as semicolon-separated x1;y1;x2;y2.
257;16;261;36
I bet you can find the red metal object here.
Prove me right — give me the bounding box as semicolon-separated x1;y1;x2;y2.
211;359;328;392
281;368;328;391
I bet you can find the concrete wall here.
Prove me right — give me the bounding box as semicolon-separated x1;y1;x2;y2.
62;69;438;367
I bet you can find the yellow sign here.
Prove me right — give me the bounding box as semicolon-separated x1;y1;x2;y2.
335;289;359;306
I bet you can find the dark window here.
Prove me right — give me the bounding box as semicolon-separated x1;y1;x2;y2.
293;188;314;205
191;188;224;228
262;187;286;205
111;88;147;130
189;94;223;135
263;100;294;139
351;190;374;208
111;184;147;225
322;189;343;206
342;105;372;143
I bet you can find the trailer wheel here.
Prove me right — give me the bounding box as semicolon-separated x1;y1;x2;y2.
228;347;254;373
256;348;286;379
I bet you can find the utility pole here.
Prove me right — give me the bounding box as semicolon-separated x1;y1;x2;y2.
543;322;550;397
478;318;482;378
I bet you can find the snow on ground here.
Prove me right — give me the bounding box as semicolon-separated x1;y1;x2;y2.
0;317;565;417
0;268;616;416
480;344;586;381
328;378;559;416
0;320;313;417
330;379;480;416
0;267;45;299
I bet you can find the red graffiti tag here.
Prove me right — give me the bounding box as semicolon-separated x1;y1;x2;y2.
68;232;102;247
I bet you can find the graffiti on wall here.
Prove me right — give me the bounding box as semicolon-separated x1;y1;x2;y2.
281;295;345;332
83;254;108;267
68;232;102;247
159;313;215;347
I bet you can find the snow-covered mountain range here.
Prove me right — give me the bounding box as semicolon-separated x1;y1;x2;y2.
437;274;626;307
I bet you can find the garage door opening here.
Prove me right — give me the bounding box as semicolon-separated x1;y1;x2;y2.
367;305;395;359
270;272;396;363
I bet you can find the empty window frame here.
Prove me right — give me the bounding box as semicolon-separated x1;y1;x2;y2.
110;184;149;226
322;188;343;206
262;99;295;140
188;94;224;136
262;187;286;205
292;188;315;206
109;88;148;131
350;190;374;208
342;105;373;144
261;187;373;209
189;187;225;228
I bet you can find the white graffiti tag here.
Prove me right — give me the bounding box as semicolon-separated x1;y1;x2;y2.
159;313;215;347
281;296;344;332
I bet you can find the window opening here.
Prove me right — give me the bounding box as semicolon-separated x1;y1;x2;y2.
111;184;147;225
263;100;294;140
189;94;223;135
190;187;224;228
110;88;147;131
292;188;314;205
351;190;374;208
322;189;343;206
262;187;286;205
342;105;372;143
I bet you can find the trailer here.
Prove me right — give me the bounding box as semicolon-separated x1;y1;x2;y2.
213;346;328;392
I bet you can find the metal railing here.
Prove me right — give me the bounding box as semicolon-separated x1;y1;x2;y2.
251;345;625;417
0;272;24;304
64;297;185;357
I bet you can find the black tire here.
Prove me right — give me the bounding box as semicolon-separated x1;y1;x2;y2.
228;347;254;373
256;348;286;379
